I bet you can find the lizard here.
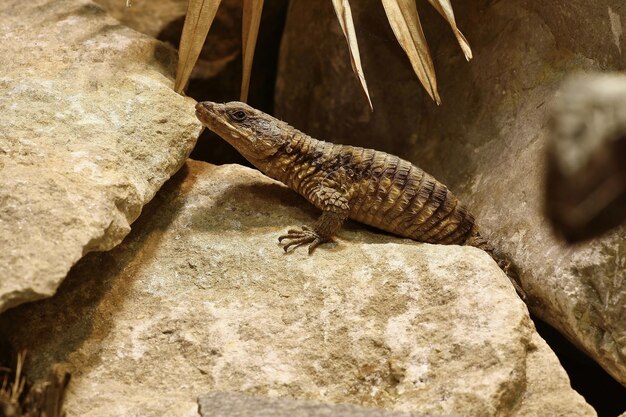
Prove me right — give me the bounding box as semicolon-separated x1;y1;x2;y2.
195;101;525;298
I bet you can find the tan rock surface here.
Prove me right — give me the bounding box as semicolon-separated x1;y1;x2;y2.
0;0;202;312
94;0;289;166
0;161;595;417
94;0;243;78
198;392;426;417
275;0;626;385
94;0;188;38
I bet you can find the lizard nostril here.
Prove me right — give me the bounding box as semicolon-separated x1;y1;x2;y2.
196;102;214;112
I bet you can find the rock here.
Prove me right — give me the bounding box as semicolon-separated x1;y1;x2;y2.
95;0;289;165
274;0;626;385
517;332;592;417
0;161;595;417
0;0;202;313
546;73;626;243
94;0;287;100
94;0;242;73
94;0;189;39
198;392;422;417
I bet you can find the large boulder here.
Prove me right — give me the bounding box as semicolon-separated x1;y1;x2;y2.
274;0;626;385
198;392;421;417
0;0;202;313
0;161;595;417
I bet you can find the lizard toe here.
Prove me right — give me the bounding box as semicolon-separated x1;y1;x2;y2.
283;236;316;252
279;226;325;253
307;238;324;254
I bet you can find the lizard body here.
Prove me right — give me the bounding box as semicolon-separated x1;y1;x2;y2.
195;101;523;296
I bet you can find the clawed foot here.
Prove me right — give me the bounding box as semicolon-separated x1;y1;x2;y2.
278;226;329;254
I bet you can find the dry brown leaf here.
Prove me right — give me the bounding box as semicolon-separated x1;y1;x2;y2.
427;0;472;60
381;0;440;104
174;0;222;93
331;0;373;110
241;0;264;102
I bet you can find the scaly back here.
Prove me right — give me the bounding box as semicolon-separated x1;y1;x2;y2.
262;132;477;245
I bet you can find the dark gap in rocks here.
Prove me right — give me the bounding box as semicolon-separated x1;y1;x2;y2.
0;334;71;416
0;338;30;412
0;336;15;380
530;314;626;417
157;1;289;166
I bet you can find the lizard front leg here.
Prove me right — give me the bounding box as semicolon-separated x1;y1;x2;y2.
279;185;350;254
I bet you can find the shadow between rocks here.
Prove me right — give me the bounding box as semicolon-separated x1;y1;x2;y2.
0;165;192;381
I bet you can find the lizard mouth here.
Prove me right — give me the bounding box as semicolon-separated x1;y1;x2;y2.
195;101;240;141
195;101;216;123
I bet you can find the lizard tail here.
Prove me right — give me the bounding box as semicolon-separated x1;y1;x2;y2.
464;227;527;300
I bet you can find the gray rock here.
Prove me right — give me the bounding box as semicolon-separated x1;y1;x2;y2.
275;0;626;385
198;392;425;417
0;0;202;312
546;73;626;242
0;161;595;417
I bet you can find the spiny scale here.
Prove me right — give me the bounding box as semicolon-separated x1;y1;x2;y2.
266;133;479;246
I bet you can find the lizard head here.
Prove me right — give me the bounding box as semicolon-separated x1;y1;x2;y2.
195;101;287;163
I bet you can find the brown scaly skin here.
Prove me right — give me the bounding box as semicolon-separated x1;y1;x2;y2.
195;101;525;298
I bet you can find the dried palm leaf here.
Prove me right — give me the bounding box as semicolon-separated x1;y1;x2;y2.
426;0;472;60
10;351;25;403
0;351;25;415
174;0;223;93
331;0;373;110
381;0;440;104
241;0;264;101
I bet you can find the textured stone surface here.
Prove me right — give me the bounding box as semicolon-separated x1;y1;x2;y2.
275;0;626;385
198;392;424;417
0;0;202;313
95;0;188;38
0;161;594;417
95;0;287;87
95;0;242;73
95;0;289;165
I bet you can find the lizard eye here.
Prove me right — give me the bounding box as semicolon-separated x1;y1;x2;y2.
230;110;247;121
